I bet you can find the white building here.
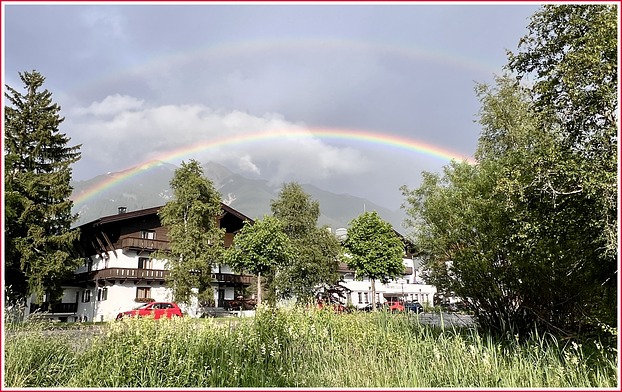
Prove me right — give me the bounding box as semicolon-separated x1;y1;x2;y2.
25;205;255;322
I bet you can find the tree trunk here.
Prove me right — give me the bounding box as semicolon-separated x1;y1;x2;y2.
257;271;262;305
371;279;377;311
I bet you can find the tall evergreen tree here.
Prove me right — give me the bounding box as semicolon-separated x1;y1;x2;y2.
154;160;225;307
4;70;81;305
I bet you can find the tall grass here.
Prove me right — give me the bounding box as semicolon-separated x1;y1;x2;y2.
3;307;618;388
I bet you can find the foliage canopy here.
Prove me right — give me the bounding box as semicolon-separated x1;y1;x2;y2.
343;211;405;310
224;216;293;304
402;4;617;337
270;183;342;303
154;160;224;306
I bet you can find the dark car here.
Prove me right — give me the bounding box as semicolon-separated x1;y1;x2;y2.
404;301;424;313
116;301;183;320
362;302;388;312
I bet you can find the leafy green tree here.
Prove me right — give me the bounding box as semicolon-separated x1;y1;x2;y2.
154;160;224;307
506;4;617;333
4;70;81;306
224;216;293;304
507;4;618;299
402;4;617;337
342;211;405;311
270;183;342;303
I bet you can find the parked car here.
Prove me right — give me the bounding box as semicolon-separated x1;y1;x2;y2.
386;300;405;312
116;302;183;320
404;301;424;313
362;302;388;312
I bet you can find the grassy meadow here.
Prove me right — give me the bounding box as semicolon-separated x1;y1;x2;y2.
3;306;618;388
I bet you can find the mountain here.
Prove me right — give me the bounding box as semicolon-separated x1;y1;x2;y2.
70;161;408;231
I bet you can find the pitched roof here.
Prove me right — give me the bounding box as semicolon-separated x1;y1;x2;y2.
80;203;253;228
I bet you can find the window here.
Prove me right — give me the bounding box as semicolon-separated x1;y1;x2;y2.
141;230;155;240
364;293;369;304
138;257;153;269
81;290;91;303
357;292;363;304
97;287;108;301
136;287;151;299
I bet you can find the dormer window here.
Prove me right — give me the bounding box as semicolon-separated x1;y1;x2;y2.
141;230;155;240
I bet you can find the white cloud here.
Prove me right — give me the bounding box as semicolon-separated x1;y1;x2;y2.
67;95;371;184
236;155;260;175
72;94;144;116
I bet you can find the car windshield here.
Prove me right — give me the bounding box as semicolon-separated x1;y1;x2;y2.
133;303;152;310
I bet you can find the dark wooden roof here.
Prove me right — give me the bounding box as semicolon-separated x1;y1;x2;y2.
221;203;253;223
79;203;253;229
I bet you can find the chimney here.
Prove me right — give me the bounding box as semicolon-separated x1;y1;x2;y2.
118;207;127;214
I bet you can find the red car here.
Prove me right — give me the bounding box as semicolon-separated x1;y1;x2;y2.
387;300;405;312
116;302;183;320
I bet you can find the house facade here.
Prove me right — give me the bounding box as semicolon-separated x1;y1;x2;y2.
26;204;255;322
25;205;436;321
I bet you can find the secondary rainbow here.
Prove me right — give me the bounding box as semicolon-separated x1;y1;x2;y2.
71;128;477;206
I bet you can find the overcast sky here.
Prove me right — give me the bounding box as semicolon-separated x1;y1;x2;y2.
3;1;540;210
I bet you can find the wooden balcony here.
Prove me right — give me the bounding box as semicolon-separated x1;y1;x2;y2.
30;302;78;314
74;268;169;284
211;273;255;285
72;268;254;286
121;237;170;252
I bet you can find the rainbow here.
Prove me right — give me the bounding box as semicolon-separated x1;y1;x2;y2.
71;37;498;97
71;128;476;206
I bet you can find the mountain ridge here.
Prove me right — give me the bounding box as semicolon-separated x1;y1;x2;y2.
70;161;407;231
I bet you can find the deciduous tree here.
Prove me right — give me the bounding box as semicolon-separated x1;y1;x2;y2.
270;183;342;303
154;160;224;307
342;211;405;311
224;216;293;304
402;4;617;337
4;70;81;306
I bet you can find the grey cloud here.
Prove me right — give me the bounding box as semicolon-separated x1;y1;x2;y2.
4;3;540;209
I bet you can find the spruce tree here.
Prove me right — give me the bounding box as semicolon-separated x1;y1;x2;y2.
4;70;81;305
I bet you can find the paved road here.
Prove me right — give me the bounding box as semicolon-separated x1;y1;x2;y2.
413;312;476;328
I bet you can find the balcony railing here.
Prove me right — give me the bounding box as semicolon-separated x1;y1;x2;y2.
29;302;78;314
74;268;170;283
121;237;170;252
